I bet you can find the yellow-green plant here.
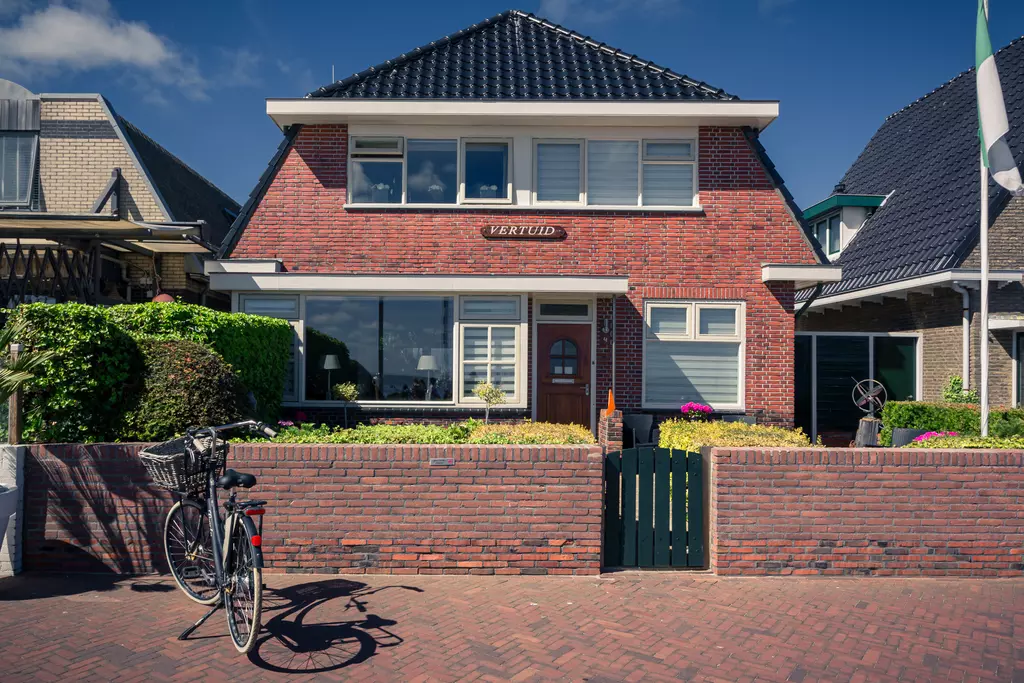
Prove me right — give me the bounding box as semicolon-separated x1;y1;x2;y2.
332;381;360;427
659;418;812;451
473;381;506;423
469;420;594;445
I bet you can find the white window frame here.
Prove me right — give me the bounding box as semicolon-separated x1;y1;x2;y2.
641;139;696;207
642;300;746;411
532;138;585;205
536;299;593;322
460;138;513;205
0;131;38;208
814;213;842;257
350;136;407;204
459;295;521;321
458;323;522;404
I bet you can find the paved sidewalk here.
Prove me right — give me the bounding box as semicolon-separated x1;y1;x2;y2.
0;572;1022;682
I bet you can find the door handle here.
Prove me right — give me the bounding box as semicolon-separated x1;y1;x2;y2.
585;383;590;396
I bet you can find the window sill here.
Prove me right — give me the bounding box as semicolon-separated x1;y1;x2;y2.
344;203;705;214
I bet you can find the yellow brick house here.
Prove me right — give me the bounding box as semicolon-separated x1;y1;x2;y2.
0;78;239;308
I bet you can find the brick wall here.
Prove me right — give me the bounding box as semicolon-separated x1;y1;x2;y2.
710;447;1024;577
37;96;167;221
230;124;819;423
24;443;604;576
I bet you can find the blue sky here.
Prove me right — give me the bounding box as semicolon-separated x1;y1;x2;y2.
2;0;1024;208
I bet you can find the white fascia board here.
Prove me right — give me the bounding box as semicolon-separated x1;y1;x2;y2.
989;317;1024;331
807;269;1024;309
266;99;780;130
761;264;842;289
209;272;629;294
205;259;283;274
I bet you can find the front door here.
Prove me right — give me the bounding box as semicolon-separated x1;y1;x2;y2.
537;323;591;429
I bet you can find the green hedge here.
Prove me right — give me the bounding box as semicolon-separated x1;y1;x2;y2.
880;401;1024;445
11;302;292;442
904;435;1024;449
243;420;596;445
126;339;248;441
658;419;812;451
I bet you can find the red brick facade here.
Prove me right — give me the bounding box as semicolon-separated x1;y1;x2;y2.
710;447;1024;577
229;124;818;423
24;443;604;576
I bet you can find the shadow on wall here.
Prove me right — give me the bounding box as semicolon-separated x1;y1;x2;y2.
29;445;169;574
249;578;422;675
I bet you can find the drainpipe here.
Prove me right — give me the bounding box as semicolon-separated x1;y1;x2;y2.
610;295;618;400
951;282;971;390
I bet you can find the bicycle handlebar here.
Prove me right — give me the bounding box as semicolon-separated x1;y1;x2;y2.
188;420;277;439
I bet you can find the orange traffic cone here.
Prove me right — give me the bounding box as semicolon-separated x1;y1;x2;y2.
606;389;616;413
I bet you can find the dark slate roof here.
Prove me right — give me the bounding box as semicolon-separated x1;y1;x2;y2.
807;36;1024;300
310;9;735;101
118;117;240;248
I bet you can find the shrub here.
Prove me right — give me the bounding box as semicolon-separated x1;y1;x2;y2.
904;435;1024;449
942;375;979;404
241;419;595;445
124;339;248;441
879;401;1024;445
659;419;812;451
105;303;292;416
473;382;506;423
12;304;143;442
468;421;595;445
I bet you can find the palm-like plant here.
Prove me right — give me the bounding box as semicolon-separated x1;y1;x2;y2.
0;318;54;404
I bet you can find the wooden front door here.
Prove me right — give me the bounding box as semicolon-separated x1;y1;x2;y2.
537;323;591;429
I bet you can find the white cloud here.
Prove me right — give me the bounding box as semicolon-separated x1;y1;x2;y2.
219;47;262;88
0;1;207;100
537;0;680;25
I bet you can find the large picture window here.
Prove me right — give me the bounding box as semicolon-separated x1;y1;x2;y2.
304;296;454;402
240;296;300;402
643;301;744;410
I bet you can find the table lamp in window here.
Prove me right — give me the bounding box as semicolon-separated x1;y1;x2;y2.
322;354;341;400
417;354;438;401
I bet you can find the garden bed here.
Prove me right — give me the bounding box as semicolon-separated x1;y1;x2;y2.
243;419;595;446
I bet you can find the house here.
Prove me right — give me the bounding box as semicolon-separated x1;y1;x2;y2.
208;9;836;429
0;79;239;308
796;36;1024;443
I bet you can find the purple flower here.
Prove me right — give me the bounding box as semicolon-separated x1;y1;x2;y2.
277;420;295;428
680;402;713;415
912;431;959;442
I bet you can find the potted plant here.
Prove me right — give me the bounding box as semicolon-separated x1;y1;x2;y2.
332;382;360;427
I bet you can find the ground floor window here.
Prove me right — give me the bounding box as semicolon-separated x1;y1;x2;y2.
795;333;919;441
239;293;526;406
642;301;745;410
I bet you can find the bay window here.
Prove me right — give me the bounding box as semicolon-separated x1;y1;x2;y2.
643;301;744;410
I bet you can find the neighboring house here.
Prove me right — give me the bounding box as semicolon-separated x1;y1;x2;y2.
796;36;1024;443
209;9;836;428
0;79;239;308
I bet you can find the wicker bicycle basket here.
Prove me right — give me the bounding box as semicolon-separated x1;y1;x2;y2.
140;435;227;494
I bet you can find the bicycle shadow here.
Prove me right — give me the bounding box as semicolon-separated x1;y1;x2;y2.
248;577;422;674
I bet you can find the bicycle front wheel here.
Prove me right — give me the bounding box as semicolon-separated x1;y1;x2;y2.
224;515;263;653
164;499;219;605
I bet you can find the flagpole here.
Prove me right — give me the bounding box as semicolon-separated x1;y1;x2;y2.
980;152;990;436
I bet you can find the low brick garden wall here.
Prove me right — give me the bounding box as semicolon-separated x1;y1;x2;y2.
24;443;604;576
710;448;1024;577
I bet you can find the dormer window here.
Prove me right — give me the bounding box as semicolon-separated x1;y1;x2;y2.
814;214;841;257
0;131;38;207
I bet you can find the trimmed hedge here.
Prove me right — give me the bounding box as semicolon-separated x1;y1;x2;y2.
247;420;596;445
125;339;248;441
880;401;1024;445
904;435;1024;449
659;419;812;451
11;302;292;442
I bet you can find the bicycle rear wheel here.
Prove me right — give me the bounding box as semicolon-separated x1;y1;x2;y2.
224;516;263;653
164;499;219;605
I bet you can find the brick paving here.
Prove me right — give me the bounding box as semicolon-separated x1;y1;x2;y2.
1;573;1023;682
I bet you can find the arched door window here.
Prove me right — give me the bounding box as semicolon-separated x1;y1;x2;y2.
549;339;578;376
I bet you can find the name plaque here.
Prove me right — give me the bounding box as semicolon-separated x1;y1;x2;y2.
481;225;566;240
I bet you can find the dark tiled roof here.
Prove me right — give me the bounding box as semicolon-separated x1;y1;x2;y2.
310;9;735;101
118;117;240;247
809;36;1024;300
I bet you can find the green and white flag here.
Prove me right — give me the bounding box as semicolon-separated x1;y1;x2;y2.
977;0;1023;193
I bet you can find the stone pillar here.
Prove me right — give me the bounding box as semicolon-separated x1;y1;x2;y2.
0;445;25;577
598;409;623;452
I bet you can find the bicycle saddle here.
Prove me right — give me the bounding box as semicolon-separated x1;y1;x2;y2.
218;469;257;490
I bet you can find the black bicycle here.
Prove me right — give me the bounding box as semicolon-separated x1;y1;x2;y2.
141;419;277;654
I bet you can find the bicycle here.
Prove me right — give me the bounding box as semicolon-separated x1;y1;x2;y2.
140;419;277;654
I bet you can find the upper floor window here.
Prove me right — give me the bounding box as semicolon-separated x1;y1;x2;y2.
534;137;696;208
814;214;841;256
350;135;511;205
0;132;37;207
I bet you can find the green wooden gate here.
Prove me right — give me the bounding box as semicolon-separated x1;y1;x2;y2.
603;447;705;568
